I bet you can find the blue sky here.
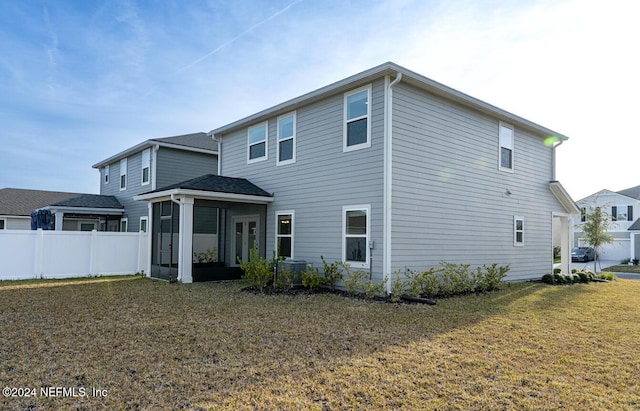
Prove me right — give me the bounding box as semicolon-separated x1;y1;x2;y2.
1;0;638;200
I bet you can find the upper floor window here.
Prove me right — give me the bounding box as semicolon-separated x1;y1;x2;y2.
612;206;633;222
277;112;296;165
499;122;514;171
514;216;524;246
141;149;151;185
119;158;127;191
580;207;587;222
248;122;268;163
343;205;370;268
104;165;110;185
344;85;371;152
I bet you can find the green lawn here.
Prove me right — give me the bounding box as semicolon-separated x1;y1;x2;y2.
602;264;640;273
1;276;639;410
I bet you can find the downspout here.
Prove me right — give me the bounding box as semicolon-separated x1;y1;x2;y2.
151;144;160;191
383;72;402;294
207;131;221;176
551;139;563;181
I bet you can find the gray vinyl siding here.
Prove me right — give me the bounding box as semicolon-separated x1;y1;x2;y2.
98;148;217;232
390;82;566;281
220;79;386;281
155;148;218;188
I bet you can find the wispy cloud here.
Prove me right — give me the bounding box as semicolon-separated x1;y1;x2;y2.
178;0;304;72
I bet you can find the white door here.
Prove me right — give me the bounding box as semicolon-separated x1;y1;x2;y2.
232;216;259;266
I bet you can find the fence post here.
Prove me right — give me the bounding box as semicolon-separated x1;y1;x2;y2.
89;229;98;276
34;229;44;279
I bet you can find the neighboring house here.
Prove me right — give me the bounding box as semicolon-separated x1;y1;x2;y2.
0;188;122;231
0;188;84;230
573;185;640;261
92;132;218;233
135;62;579;284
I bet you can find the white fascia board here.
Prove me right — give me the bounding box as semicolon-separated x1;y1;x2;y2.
42;206;125;215
92;141;218;169
550;181;580;215
0;215;31;219
134;188;273;204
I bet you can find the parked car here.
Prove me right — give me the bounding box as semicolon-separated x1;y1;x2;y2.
571;247;595;262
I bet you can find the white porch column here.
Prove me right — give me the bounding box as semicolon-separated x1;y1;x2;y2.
559;216;570;274
178;197;194;283
54;212;64;231
631;233;636;261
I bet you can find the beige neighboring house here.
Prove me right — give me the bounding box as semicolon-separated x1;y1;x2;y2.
0;188;124;231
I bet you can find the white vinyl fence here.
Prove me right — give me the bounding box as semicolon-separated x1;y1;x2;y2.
0;229;149;280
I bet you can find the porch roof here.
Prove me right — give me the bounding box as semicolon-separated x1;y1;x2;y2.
134;174;274;204
42;194;125;215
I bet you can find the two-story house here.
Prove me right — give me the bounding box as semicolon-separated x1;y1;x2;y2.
135;62;579;285
573;185;640;261
92;132;218;232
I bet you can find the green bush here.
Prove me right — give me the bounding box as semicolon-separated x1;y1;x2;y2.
600;272;616;281
320;256;343;290
577;272;589;283
478;263;510;291
389;271;405;303
361;275;388;299
339;262;368;295
553;268;561;274
239;247;274;292
404;268;424;298
301;266;322;290
621;258;630;265
440;261;474;295
553;273;564;284
420;267;442;297
541;273;555;284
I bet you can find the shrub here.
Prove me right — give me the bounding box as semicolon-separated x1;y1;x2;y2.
239;247;274;292
389;271;405;303
553;273;564;284
634;259;639;266
420;267;442;297
553;268;562;275
621;258;630;265
301;266;322;290
361;275;388;299
339;262;368;295
541;273;555;284
478;263;510;291
320;256;343;290
404;268;424;298
440;262;473;295
600;272;616;281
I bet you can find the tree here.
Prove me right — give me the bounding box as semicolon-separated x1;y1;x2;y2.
581;206;614;272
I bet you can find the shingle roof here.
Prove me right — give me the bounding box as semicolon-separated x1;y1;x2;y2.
628;218;640;231
0;188;86;216
617;184;640;200
151;132;216;151
153;174;272;197
49;194;123;209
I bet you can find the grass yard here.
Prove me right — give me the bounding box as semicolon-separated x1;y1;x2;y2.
1;276;639;410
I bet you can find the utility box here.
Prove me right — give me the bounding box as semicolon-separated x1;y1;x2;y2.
282;258;307;286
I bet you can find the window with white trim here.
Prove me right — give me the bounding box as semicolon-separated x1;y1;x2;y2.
140;216;148;233
343;205;370;268
120;158;127;190
344;85;371;151
104;165;109;185
499;122;514;171
247;122;268;163
141;148;151;185
120;218;128;232
276;211;294;258
277;112;296;165
514;216;524;246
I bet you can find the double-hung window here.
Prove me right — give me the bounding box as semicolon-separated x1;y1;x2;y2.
104;165;110;185
277;112;296;165
499;122;514;171
343;205;370;268
120;218;128;233
514;216;524;246
120;158;127;190
580;207;587;222
248;122;268;163
344;85;371;152
141;148;151;185
140;216;148;233
612;206;633;221
276;211;294;258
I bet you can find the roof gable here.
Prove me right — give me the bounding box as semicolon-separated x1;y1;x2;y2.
616;184;640;200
